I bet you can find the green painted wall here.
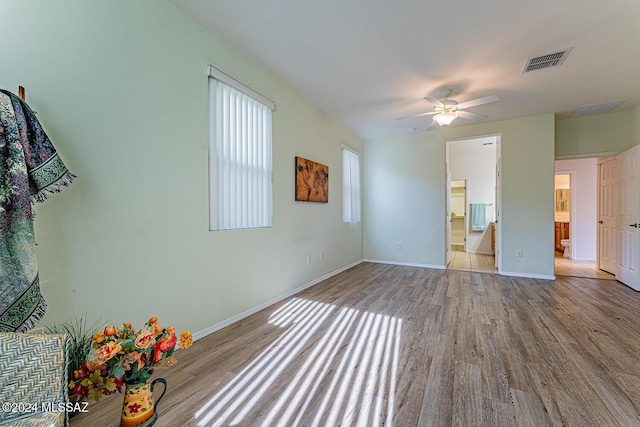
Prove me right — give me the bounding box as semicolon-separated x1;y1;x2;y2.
555;111;632;159
630;105;640;146
0;1;363;334
364;115;555;278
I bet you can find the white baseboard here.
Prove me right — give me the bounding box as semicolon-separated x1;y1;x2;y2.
573;258;596;263
192;259;364;342
467;250;495;255
620;282;640;292
500;270;556;280
363;259;445;270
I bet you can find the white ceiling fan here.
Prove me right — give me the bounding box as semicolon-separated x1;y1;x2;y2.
398;89;500;130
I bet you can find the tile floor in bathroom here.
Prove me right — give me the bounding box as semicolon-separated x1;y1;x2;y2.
447;252;497;274
447;249;616;280
447;246;615;280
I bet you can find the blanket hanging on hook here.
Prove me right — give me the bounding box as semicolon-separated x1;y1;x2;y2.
0;89;75;332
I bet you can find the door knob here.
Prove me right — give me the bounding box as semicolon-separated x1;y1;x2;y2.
597;220;603;224
630;223;639;228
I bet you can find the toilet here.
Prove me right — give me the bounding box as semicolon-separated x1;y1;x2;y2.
560;239;570;258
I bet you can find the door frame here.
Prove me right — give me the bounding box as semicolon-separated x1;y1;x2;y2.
450;178;469;252
445;134;501;271
553;170;575;260
495;136;502;271
446;161;452;266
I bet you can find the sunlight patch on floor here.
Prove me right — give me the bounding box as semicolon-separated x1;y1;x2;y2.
195;298;402;426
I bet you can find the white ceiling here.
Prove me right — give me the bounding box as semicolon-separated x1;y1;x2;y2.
172;0;640;141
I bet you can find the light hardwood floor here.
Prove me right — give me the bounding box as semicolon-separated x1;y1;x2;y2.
72;263;640;426
554;251;616;280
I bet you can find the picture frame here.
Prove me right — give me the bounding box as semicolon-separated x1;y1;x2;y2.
295;156;329;203
556;189;569;212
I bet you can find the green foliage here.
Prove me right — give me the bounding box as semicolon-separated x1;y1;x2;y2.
111;365;125;380
45;314;105;388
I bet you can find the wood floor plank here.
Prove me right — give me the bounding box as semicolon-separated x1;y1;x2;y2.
71;263;640;427
510;387;554;427
452;360;483;426
478;323;511;404
417;334;455;427
482;399;517;427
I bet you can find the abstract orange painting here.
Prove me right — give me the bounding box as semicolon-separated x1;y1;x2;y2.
295;156;329;203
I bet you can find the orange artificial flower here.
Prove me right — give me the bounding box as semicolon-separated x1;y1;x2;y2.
85;360;100;371
104;326;118;337
179;331;193;349
124;322;132;330
93;332;105;343
96;342;122;365
127;351;146;371
148;317;158;324
167;326;175;336
152;322;163;336
156;357;177;367
134;331;155;349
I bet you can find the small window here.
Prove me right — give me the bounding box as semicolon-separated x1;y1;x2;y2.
208;66;274;230
342;145;361;223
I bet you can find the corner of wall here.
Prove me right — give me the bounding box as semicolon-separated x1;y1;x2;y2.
630;105;640;146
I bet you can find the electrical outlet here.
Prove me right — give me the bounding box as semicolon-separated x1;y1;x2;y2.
321;251;325;260
306;255;311;264
516;249;523;257
397;242;402;249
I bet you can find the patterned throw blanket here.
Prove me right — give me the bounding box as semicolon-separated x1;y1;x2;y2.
0;90;75;332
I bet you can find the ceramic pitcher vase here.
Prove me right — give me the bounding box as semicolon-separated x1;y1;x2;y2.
120;378;167;427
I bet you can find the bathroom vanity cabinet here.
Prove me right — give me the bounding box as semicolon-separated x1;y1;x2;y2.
554;222;569;252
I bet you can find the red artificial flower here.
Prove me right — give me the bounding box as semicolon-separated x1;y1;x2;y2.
153;333;177;362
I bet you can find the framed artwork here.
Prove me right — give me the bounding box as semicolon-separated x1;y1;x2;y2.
556;189;569;212
295;156;329;203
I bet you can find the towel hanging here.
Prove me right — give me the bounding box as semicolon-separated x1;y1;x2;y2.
470;203;487;231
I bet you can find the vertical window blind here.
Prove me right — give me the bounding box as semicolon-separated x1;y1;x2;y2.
209;66;274;231
342;145;361;223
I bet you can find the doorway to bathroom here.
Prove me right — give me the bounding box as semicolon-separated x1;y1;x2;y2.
446;135;499;274
554;159;615;280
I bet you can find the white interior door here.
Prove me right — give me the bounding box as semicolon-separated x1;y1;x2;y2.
599;157;618;274
494;142;501;269
616;145;640;290
446;163;452;266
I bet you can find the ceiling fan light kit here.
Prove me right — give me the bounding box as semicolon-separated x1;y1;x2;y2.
433;111;457;127
398;90;500;130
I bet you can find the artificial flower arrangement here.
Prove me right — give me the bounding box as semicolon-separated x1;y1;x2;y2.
70;317;193;402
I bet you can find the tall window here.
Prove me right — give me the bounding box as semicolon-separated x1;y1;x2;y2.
209;66;274;231
342;145;361;223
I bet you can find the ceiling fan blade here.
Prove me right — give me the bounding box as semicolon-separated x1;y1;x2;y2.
457;110;488;122
423;96;444;108
457;94;499;109
426;120;441;131
396;111;436;120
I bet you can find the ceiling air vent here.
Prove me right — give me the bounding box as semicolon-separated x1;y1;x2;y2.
571;100;626;117
522;48;573;73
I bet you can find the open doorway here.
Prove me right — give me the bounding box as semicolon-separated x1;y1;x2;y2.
446;136;499;274
554;158;615;280
451;180;467;252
